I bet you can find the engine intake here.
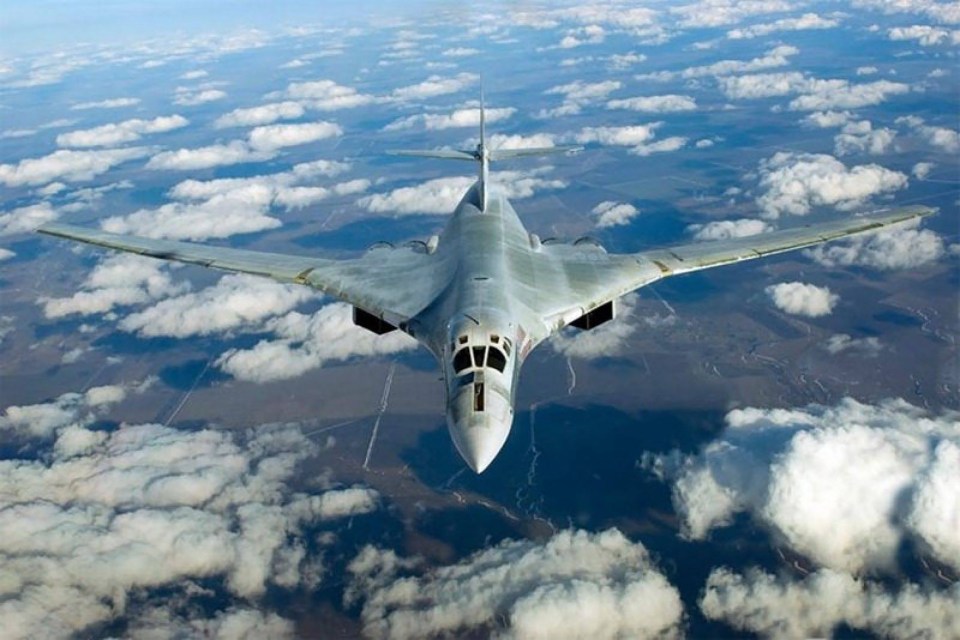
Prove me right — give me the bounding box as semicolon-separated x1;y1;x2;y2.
353;306;397;335
570;300;614;330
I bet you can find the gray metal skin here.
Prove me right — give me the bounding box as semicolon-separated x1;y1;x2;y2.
37;114;936;473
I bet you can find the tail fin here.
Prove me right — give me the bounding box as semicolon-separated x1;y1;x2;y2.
386;88;581;210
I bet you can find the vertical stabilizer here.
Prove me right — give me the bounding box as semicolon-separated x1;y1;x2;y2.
477;86;488;211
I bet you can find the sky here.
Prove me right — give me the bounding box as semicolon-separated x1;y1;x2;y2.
1;1;958;638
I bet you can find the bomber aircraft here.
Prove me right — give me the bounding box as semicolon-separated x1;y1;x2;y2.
38;101;934;473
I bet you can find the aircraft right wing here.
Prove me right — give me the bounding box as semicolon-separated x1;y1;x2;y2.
37;222;448;328
529;205;935;330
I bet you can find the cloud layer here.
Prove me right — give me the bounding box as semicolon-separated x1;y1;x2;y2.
349;528;683;639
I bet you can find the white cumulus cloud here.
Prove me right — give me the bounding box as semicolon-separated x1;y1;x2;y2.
391;73;478;102
642;398;960;573
727;12;840;39
606;94;697;113
119;274;318;338
214;102;305;128
40;254;188;319
384;106;515;131
0;147;150;187
348;528;683;640
216;303;417;383
765;281;839;317
56;115;188;148
687;218;772;241
0;395;380;638
592;201;640;228
701;568;960;639
805;218;944;271
755;152;908;218
0;202;59;235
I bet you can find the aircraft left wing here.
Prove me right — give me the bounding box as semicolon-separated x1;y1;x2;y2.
530;205;935;330
37;222;445;326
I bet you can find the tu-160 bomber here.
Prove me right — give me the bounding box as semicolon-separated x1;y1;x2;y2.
38;100;935;473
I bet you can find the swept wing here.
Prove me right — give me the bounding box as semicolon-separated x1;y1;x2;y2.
37;222;444;326
531;205;934;328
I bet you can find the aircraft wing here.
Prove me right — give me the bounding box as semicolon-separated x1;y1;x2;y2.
37;222;444;326
531;205;935;329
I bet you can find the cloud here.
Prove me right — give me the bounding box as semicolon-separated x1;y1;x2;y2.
670;0;793;27
717;73;910;111
755;152;908;218
852;0;960;24
70;97;140;110
765;282;839;317
214;102;305;128
574;122;687;156
357;167;565;216
805;218;944;270
441;47;479;57
56;115;189;148
106;160;357;240
896;115;960;153
0;248;14;261
642;398;960;573
803;110;852;128
687;218;772;241
485;133;558;150
912;162;934;179
554;24;606;49
349;528;683;640
639;45;799;82
247;121;342;151
118;274;316;338
384;106;515;131
40;254;188;319
833;120;896;156
146;121;341;171
550;294;639;359
0;384;129;439
281;79;376;110
539;80;621;117
127;607;295;639
145;140;271;170
606;94;697;113
390;73;478;101
216;303;417;383
173;87;227;106
0;202;58;236
727;12;840;39
574;123;658;147
701;568;960;639
0;147;149;187
592;201;640;228
889;25;960;46
824;333;883;356
0;392;380;638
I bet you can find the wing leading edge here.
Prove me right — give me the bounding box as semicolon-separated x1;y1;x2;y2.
534;205;935;329
37;222;444;326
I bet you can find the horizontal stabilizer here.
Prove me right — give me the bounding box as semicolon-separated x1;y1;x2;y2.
489;145;582;161
386;149;476;161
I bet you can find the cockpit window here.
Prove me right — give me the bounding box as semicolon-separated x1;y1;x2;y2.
490;334;500;344
458;335;468;345
453;348;472;373
472;346;486;368
502;338;512;356
487;346;507;372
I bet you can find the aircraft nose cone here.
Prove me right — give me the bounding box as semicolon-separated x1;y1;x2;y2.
451;419;507;473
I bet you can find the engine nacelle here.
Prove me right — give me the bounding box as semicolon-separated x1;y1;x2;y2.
353;306;397;335
570;300;614;330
